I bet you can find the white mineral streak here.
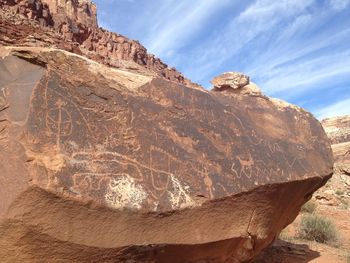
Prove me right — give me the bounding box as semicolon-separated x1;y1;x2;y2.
168;175;195;209
105;174;147;210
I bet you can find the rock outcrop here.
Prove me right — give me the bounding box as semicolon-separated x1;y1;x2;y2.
211;72;262;95
0;0;201;89
322;115;350;175
0;1;335;262
0;46;333;262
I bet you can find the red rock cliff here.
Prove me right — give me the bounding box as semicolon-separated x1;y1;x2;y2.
0;0;201;89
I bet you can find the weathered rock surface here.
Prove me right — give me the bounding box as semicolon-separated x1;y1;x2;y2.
211;72;250;90
211;72;262;95
0;46;333;262
322;115;350;175
0;0;201;89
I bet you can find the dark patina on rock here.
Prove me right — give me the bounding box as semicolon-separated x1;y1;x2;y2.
0;47;333;262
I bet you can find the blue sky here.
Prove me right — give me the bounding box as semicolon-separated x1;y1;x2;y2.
94;0;350;119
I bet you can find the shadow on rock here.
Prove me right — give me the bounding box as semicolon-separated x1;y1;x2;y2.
252;239;320;263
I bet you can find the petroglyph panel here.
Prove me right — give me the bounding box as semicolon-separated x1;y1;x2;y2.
9;54;331;212
43;79;323;209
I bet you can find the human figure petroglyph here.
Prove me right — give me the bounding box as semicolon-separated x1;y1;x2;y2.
46;98;72;149
47;87;96;140
149;145;183;197
197;165;214;199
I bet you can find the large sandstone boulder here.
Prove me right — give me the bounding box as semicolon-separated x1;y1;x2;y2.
0;46;333;262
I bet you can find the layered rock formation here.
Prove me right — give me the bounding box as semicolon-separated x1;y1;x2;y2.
211;72;250;90
0;0;200;89
0;2;334;263
322;115;350;175
211;72;262;96
0;46;333;262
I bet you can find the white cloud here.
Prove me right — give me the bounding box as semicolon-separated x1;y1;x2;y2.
145;0;232;58
215;1;350;100
259;50;350;97
314;97;350;119
182;0;316;83
329;0;350;11
248;27;350;79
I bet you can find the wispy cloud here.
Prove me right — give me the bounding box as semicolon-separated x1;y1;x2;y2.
315;97;350;119
182;0;316;82
259;50;350;97
144;0;233;58
95;0;350;118
329;0;350;11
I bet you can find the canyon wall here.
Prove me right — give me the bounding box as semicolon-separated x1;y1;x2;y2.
0;0;200;89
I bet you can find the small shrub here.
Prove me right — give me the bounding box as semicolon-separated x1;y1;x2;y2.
335;189;344;196
297;214;338;244
279;229;293;242
340;199;349;210
301;200;317;214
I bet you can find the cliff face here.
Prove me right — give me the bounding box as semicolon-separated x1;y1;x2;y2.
0;0;200;89
322;115;350;174
42;0;98;28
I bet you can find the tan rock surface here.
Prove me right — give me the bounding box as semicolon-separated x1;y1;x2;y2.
211;72;262;95
322;115;350;175
211;72;250;90
0;46;333;262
